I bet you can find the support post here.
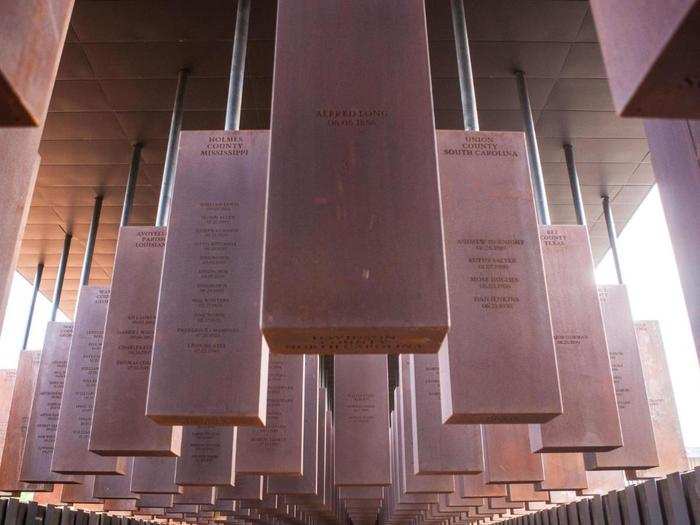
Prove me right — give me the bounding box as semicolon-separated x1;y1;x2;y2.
564;143;587;226
21;262;44;349
119;143;143;228
602;195;624;285
51;232;72;322
80;195;103;287
450;0;478;131
225;0;251;132
516;70;550;225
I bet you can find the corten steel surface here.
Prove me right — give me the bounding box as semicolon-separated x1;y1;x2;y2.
93;458;138;499
0;350;52;492
20;322;79;484
483;425;544;484
0;369;15;454
323;411;333;510
60;475;100;504
175;426;236;487
589;0;700;118
90;226;181;456
268;357;319;495
52;285;126;475
102;498;138;512
507;484;550;503
446;491;484;508
578;470;626;497
458;473;507;498
0;0;74;126
437;130;561;424
585;285;659;470
529;225;621;452
130;457;182;495
409;351;483;474
334;355;390;486
174;486;215;506
262;0;448;356
397;357;453;494
235;354;304;475
338;486;383;500
148;130;269;426
631;321;689;478
536;453;587;491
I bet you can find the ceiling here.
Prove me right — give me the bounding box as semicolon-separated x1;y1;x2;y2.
18;0;653;317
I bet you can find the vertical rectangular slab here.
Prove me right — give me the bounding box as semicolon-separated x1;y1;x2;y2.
483;425;544;484
175;426;235;487
91;226;181;456
584;285;658;470
507;484;549;503
136;493;174;508
658;472;692;525
578;470;626;496
148;130;269;426
458;473;507;498
409;351;483;474
632;320;688;478
529;226;621;452
398;356;453;494
215;475;264;501
0;351;50;492
334;355;390;486
52;286;126;474
174;486;215;506
102;499;137;512
130;457;181;495
536;453;587;491
93;459;138;499
20;322;79;484
634;480;663;525
262;0;448;355
268;357;319;495
61;476;101;504
682;469;700;523
437;130;561;424
236;354;305;474
0;369;16;455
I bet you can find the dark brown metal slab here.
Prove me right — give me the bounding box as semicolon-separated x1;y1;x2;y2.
52;286;126;475
91;226;181;456
632;320;689;478
398;356;453;494
236;354;304;475
148;130;269;426
137;493;174;509
20;322;79;484
409;352;483;474
658;472;692;524
0;369;15;455
530;225;621;452
102;498;138;512
267;356;319;495
262;0;448;355
634;480;663;525
584;285;658;470
483;425;544;484
215;475;264;501
437;130;561;424
93;459;138;499
130;457;182;495
174;486;216;506
175;426;235;487
536;453;587;491
682;469;700;523
507;485;549;503
458;473;507;498
61;476;101;504
334;355;390;486
0;350;52;492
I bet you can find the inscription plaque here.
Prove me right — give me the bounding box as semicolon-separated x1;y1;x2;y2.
130;457;182;495
215;475;264;501
268;357;319;494
536;453;587;491
398;357;453;494
262;0;448;355
52;286;126;474
585;285;658;470
483;425;544;483
530;225;622;452
0;369;15;455
61;476;101;504
632;320;689;478
409;352;483;474
334;355;390;486
93;458;138;499
91;226;181;456
0;351;49;492
236;354;304;475
20;322;79;484
437;130;561;424
148;131;269;426
175;426;235;487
